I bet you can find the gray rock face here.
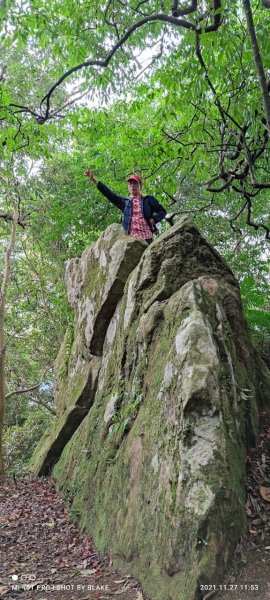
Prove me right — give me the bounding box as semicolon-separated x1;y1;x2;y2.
30;225;146;475
31;218;270;600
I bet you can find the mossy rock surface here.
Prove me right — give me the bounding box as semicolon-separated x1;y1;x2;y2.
33;219;270;600
30;225;146;475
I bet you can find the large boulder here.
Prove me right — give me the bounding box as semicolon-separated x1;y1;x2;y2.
32;218;270;600
30;225;146;475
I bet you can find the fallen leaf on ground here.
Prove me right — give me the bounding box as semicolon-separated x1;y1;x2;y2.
245;501;252;516
235;541;242;553
80;568;97;576
251;517;263;525
0;477;141;600
260;486;270;502
249;528;259;534
44;520;55;528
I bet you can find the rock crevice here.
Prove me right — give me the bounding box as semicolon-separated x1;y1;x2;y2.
31;218;270;600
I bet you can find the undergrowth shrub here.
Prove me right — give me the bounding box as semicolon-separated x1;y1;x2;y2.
3;410;54;477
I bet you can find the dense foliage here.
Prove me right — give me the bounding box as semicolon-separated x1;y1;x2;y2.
0;0;269;476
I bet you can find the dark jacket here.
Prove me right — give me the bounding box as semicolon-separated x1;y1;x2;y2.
97;181;166;234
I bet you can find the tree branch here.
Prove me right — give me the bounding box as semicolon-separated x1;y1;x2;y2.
244;192;270;238
0;211;27;228
195;31;226;123
31;394;56;416
6;385;56;415
171;0;197;17
39;8;223;121
5;381;42;400
242;0;270;130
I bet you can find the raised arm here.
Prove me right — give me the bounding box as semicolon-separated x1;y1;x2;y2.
84;168;125;212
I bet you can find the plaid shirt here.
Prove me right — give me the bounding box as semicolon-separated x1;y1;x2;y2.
129;195;153;240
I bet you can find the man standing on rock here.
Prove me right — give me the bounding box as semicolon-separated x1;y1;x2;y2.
84;169;166;244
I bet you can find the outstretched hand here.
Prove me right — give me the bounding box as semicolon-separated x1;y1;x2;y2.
84;168;98;185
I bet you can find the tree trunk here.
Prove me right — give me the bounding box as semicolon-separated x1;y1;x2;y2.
0;311;5;481
0;203;18;483
242;0;270;131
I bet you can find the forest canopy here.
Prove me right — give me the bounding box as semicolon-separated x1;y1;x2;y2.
0;0;269;477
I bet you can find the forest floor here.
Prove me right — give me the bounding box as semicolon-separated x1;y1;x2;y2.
214;407;270;600
0;477;147;600
0;409;270;600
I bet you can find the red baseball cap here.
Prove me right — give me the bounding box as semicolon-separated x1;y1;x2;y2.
127;173;142;185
